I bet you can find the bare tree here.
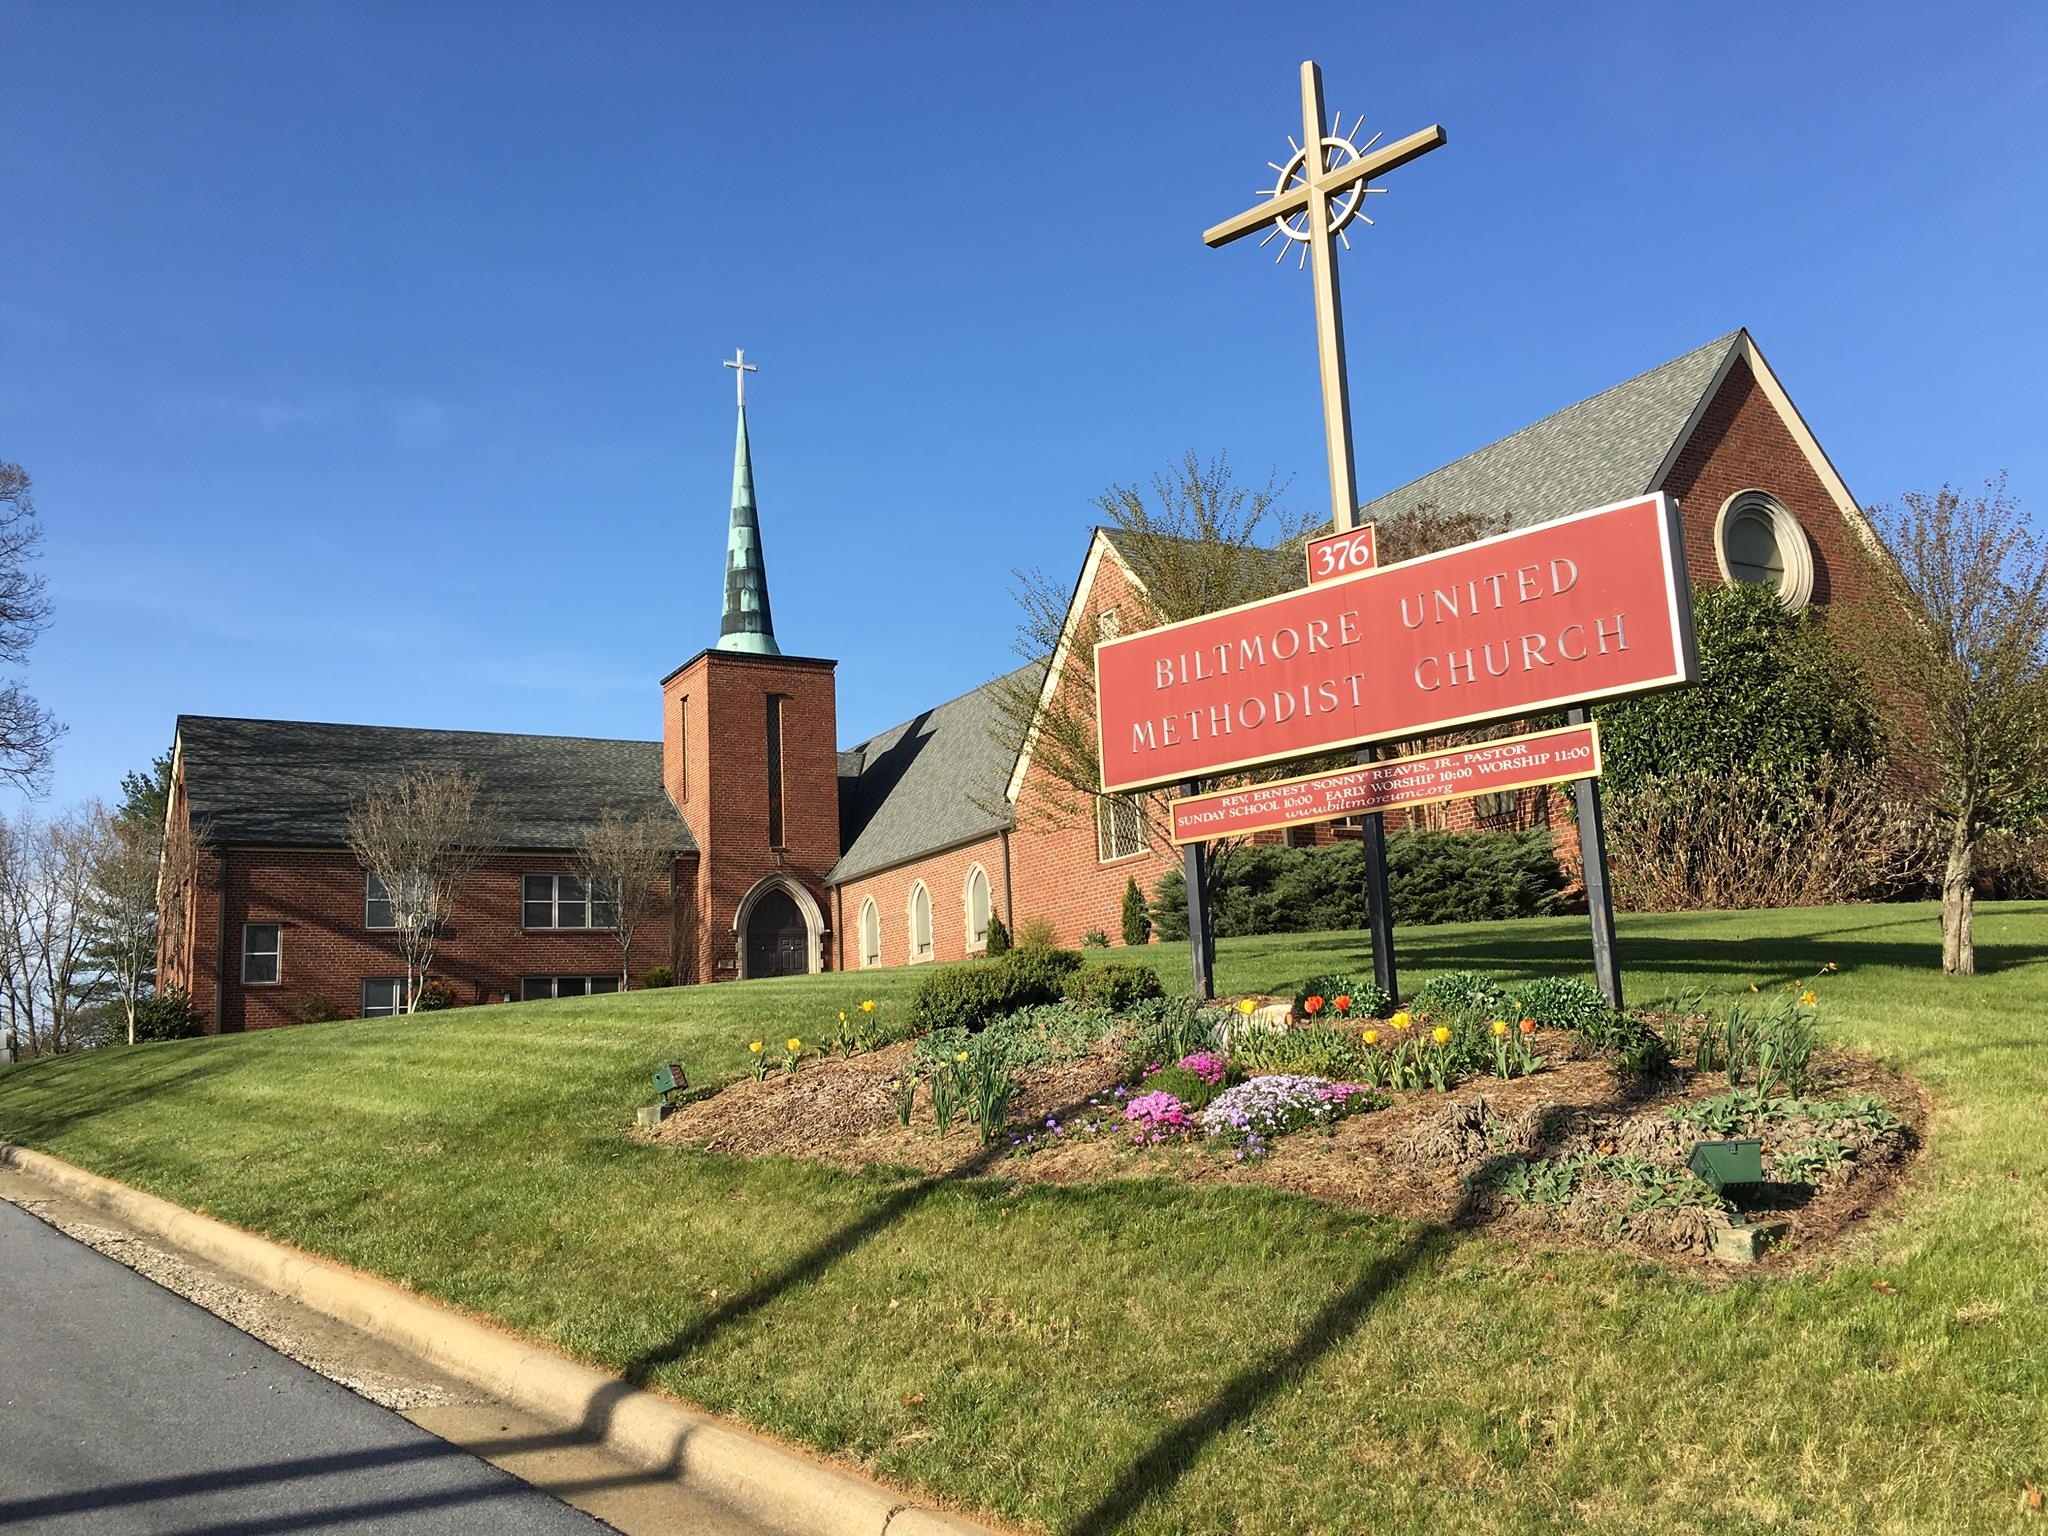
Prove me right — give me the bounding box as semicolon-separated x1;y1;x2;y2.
1372;499;1508;567
991;452;1312;844
1859;476;2048;974
0;808;100;1055
573;809;678;988
0;463;62;792
83;806;165;1045
345;769;500;1013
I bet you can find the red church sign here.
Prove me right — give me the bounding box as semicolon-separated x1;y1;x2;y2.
1169;721;1603;844
1096;493;1695;794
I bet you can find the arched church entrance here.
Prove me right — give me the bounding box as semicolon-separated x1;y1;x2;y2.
740;883;816;978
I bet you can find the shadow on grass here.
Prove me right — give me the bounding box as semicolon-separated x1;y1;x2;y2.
0;1048;243;1145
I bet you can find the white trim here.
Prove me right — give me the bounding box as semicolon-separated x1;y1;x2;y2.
962;863;992;954
732;875;825;979
240;922;281;985
1002;531;1151;806
857;895;882;970
1096;794;1148;864
1714;488;1814;610
361;976;408;1017
905;879;934;965
1647;329;1889;563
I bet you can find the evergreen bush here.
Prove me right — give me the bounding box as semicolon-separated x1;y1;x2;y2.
1121;876;1152;947
907;947;1084;1032
1063;960;1164;1011
641;965;674;989
985;913;1011;955
133;989;205;1042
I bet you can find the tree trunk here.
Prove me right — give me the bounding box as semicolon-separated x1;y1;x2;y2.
1940;816;1976;975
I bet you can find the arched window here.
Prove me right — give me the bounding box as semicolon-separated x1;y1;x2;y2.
859;898;882;969
907;882;933;964
964;865;992;952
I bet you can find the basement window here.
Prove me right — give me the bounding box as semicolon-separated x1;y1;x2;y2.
520;975;623;1001
362;978;408;1017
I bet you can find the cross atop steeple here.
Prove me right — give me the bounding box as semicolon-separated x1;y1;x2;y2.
723;347;757;408
715;355;780;656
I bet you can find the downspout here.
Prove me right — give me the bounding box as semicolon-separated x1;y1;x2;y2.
1000;828;1016;934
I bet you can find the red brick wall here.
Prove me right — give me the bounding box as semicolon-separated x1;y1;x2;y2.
663;649;841;981
830;834;1007;971
193;846;681;1033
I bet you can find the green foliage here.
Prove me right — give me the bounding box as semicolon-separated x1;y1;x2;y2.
984;912;1010;956
289;993;339;1026
1513;976;1611;1033
907;947;1084;1032
1143;1063;1227;1110
641;965;674;989
416;980;456;1012
1413;971;1514;1027
1081;929;1110;948
1013;916;1060;950
1153;829;1565;940
1121;876;1151;948
1228;1026;1369;1080
1596;583;1882;801
131;989;204;1042
1063;961;1164;1012
915;1002;1118;1078
1687;989;1821;1096
1120;997;1225;1077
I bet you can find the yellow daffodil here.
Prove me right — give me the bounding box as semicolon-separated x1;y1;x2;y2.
787;1037;801;1052
748;1040;762;1053
1800;990;1818;1006
861;1000;876;1013
1362;1028;1380;1046
1490;1019;1509;1037
1431;1025;1452;1046
1237;998;1257;1016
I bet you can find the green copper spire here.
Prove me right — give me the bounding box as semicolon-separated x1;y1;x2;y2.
716;397;780;656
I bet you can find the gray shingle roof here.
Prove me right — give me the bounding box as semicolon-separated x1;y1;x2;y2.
176;716;694;852
1356;331;1741;533
830;660;1046;884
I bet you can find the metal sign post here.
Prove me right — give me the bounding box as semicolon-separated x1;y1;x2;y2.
1567;705;1623;1008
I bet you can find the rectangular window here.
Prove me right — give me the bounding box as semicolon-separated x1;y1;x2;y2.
765;693;786;849
1474;789;1519;827
241;923;281;985
520;975;622;1001
1096;795;1146;863
365;873;395;929
522;874;611;929
362;978;407;1017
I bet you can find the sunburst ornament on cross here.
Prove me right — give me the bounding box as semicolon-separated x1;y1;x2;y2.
1205;62;1445;534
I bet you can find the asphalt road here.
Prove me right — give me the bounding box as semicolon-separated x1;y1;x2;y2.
0;1198;616;1535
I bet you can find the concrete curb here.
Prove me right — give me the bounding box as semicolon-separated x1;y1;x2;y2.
0;1142;1002;1536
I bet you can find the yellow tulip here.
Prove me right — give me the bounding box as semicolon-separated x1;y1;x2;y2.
861;1000;876;1013
838;1010;848;1023
955;1051;968;1063
1431;1025;1451;1046
748;1040;762;1053
1391;1011;1412;1031
1237;998;1257;1016
787;1037;801;1052
1362;1028;1380;1046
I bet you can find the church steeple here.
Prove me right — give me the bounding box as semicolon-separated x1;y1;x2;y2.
716;351;779;656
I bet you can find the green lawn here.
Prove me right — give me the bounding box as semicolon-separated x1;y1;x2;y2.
4;902;2045;1535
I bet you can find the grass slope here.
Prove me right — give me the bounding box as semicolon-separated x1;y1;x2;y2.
4;902;2045;1535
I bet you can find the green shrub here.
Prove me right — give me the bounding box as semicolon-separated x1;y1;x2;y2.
641;965;674;989
1065;961;1164;1011
1513;976;1610;1032
1121;876;1151;947
1413;971;1513;1027
290;992;338;1026
1153;828;1566;939
907;948;1085;1033
1291;973;1390;1021
133;989;205;1042
985;913;1011;955
1082;929;1110;948
1143;1063;1227;1110
1013;916;1060;950
416;980;457;1012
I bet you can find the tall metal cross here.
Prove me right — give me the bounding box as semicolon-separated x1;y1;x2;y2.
723;347;758;407
1204;62;1444;532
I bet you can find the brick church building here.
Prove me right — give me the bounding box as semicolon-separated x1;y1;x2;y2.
159;328;1885;1032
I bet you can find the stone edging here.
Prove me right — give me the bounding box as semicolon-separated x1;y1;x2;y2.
0;1142;997;1536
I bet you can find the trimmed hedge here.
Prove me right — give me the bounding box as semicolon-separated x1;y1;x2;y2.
1153;828;1566;940
1064;961;1164;1011
908;946;1085;1033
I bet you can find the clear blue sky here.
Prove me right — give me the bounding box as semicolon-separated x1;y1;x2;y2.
4;2;2044;813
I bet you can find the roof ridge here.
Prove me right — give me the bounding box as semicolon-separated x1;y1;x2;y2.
176;714;659;748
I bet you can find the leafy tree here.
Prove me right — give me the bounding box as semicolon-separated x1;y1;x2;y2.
1858;477;2048;973
0;463;61;791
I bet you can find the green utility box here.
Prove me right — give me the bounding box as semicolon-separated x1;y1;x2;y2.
1688;1138;1763;1191
651;1063;689;1097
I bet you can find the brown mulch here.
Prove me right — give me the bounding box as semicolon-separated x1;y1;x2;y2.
644;1032;1927;1270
